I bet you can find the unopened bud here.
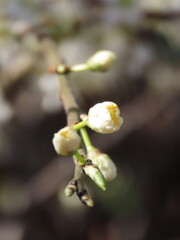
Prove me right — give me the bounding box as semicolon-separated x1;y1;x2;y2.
88;149;117;181
76;181;94;207
52;126;81;156
64;181;77;197
86;50;116;71
81;195;94;207
87;101;123;134
84;163;106;191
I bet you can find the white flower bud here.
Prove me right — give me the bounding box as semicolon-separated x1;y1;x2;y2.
97;154;117;181
86;50;116;71
52;126;81;156
88;150;117;181
87;101;123;134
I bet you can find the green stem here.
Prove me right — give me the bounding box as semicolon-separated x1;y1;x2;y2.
80;127;95;152
70;63;89;72
73;121;87;130
73;151;86;165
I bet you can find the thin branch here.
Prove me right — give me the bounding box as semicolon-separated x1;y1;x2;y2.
58;76;79;125
42;39;80;125
144;11;180;21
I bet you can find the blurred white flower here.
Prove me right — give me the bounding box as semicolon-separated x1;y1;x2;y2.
87;101;123;134
86;50;116;71
52;126;81;156
88;150;117;181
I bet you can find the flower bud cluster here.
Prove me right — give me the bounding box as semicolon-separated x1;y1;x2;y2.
51;49;123;205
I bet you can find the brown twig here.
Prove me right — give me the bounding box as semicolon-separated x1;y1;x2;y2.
42;39;79;125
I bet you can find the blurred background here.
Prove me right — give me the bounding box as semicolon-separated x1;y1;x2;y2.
0;0;180;239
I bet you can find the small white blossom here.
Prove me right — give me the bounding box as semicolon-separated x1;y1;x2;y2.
88;150;117;181
87;101;123;134
86;50;116;71
52;126;81;156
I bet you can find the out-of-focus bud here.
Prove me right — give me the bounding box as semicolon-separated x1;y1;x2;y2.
84;162;106;191
52;126;81;156
76;181;94;207
64;181;77;197
88;149;117;181
86;50;116;71
87;101;123;134
81;194;94;207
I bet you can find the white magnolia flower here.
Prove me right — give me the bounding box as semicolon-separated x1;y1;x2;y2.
86;50;116;71
87;101;123;134
88;150;117;181
52;126;81;156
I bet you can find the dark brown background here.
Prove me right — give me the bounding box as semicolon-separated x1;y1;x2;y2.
0;0;180;239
